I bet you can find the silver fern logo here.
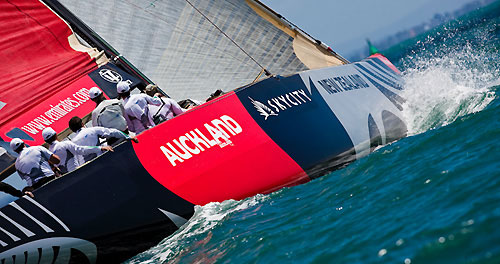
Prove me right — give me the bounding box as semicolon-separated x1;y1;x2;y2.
249;97;278;120
248;90;312;120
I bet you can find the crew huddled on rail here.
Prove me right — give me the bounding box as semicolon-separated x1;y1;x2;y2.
3;81;191;194
10;138;60;191
117;81;163;133
68;116;135;162
89;87;128;133
42;127;113;174
145;84;186;123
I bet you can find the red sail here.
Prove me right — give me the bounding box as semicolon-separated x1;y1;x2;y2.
0;0;98;145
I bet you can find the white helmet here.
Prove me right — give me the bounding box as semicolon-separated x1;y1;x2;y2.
42;127;57;142
117;81;131;94
10;138;24;152
89;87;103;99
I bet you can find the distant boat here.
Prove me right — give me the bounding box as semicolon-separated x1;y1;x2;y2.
0;0;407;263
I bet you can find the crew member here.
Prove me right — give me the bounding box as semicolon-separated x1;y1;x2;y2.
10;138;60;190
88;87;128;133
42;127;113;174
144;84;186;124
117;81;162;133
68;116;137;162
0;182;33;198
205;89;226;102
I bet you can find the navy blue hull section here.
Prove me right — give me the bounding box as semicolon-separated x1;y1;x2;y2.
0;142;194;263
236;75;355;177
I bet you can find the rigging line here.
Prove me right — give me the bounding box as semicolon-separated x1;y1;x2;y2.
121;0;261;69
183;0;272;76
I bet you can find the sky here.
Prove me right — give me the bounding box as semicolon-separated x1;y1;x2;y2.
262;0;475;56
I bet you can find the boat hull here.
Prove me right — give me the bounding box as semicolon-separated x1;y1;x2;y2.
0;141;194;263
134;56;407;205
0;56;406;263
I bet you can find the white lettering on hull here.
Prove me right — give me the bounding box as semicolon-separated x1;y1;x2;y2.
160;115;243;167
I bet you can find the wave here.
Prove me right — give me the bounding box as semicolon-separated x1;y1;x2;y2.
399;42;498;135
126;5;500;263
126;194;270;263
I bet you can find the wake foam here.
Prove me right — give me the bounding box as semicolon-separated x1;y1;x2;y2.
126;194;270;263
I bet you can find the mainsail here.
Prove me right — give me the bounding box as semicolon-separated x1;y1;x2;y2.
55;0;348;101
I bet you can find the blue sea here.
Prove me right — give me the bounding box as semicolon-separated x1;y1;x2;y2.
127;2;500;263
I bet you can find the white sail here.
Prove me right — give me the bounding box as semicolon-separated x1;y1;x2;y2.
56;0;346;101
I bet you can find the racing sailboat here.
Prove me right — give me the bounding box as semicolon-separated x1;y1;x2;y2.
0;0;407;263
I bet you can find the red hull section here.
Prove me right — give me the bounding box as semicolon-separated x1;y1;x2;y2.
133;92;309;205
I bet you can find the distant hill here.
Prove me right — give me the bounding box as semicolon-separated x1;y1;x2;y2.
347;0;497;61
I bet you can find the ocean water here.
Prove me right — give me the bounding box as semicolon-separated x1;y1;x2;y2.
127;2;500;263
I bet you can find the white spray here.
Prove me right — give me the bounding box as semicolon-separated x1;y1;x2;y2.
400;43;497;135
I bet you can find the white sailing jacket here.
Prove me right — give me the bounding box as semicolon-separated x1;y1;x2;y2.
48;140;102;173
148;97;185;122
15;146;54;186
71;127;127;162
123;94;162;134
91;99;128;132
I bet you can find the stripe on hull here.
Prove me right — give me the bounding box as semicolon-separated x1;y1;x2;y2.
0;142;195;263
